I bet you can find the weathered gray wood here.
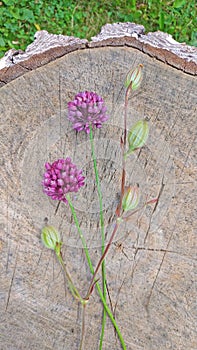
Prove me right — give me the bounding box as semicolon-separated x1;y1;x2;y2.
91;23;197;74
0;23;196;88
0;24;196;350
0;30;88;86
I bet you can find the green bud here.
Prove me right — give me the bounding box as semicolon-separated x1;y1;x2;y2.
125;120;149;158
122;185;140;212
41;225;61;251
125;64;143;91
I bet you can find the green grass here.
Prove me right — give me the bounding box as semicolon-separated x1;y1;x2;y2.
0;0;196;58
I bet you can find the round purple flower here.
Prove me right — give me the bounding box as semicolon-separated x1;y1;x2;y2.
68;91;109;134
42;158;85;203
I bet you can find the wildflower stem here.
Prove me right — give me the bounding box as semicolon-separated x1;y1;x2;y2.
89;125;107;349
55;249;84;303
56;249;87;349
66;194;93;273
123;197;158;222
117;87;130;216
87;221;120;297
66;194;126;350
79;304;86;350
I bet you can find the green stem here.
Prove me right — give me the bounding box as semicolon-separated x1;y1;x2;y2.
89;125;107;349
79;304;86;350
87;221;119;296
56;250;84;304
66;194;93;274
97;282;126;349
56;248;87;349
66;194;126;350
116;88;129;217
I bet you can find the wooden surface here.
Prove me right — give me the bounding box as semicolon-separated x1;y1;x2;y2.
0;23;196;350
0;22;196;87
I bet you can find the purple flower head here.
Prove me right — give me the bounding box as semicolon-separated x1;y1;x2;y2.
42;158;85;203
68;91;109;134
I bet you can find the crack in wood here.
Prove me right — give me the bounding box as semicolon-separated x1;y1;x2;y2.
5;243;19;311
132;245;197;261
179;134;196;178
144;205;181;311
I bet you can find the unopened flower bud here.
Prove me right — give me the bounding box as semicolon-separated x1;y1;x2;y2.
125;64;143;91
125;120;149;158
122;185;140;212
41;225;62;251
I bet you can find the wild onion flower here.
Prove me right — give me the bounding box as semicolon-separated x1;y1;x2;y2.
42;158;85;203
68;91;109;133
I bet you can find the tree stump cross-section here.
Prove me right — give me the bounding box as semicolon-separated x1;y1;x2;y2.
0;23;196;350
